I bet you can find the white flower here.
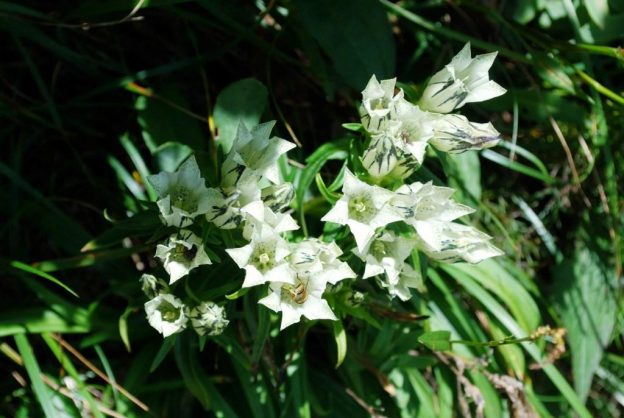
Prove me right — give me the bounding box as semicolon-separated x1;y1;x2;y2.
205;175;264;230
139;274;169;298
428;113;501;153
261;183;295;213
378;263;422;301
226;225;295;288
359;76;404;132
419;43;506;113
289;238;356;285
391;101;434;164
259;274;338;330
144;294;188;337
361;122;418;180
221;121;295;186
155;231;212;284
242;205;299;241
415;221;504;264
147;156;213;227
353;231;415;285
391;181;475;225
186;301;229;336
321;169;402;252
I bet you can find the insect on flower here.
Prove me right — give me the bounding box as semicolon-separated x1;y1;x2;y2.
286;278;309;305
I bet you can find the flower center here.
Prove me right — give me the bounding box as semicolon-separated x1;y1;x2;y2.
250;242;276;273
348;194;376;222
170;186;198;213
371;240;387;260
157;300;181;322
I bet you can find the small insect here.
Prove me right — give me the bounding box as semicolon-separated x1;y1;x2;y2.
174;244;198;261
183;245;198;261
288;279;309;305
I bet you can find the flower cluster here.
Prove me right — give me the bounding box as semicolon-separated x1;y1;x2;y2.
359;44;505;181
324;43;504;300
137;43;506;337
140;273;228;337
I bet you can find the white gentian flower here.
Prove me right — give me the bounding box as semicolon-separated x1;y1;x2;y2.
205;175;265;230
139;274;169;298
259;274;339;330
378;263;422;301
419;43;506;113
391;101;434;164
321;169;402;252
428;113;501;153
415;221;504;263
391;181;475;225
359;76;403;132
144;294;188;337
221;121;295;186
261;183;295;213
289;238;356;285
361;121;417;180
186;301;229;336
226;225;295;288
147;156;213;227
242;205;299;241
155;231;212;284
353;231;415;285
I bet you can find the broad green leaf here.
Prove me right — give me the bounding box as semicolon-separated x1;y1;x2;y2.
419;330;451;351
444;261;541;332
293;0;395;90
445;151;482;201
552;246;617;402
213;78;268;153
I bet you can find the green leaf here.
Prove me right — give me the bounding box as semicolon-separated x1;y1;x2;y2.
293;0;395;90
150;335;177;373
6;260;78;298
418;330;452;351
14;334;57;418
445;151;482;201
552;246;617;402
213;78;268;153
315;173;340;204
332;320;347;368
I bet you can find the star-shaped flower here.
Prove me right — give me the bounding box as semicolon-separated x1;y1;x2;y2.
205;174;264;230
221;121;295;186
226;225;295;288
359;76;404;132
155;231;212;284
378;263;422;301
321;169;402;252
289;238;356;284
144;294;188;337
147;156;213;227
419;43;506;113
353;231;415;285
258;273;339;330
